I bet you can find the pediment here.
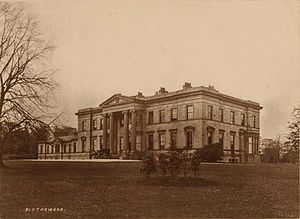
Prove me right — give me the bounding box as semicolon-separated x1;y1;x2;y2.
99;94;134;107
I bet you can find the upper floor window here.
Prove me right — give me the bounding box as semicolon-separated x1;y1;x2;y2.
230;111;235;124
93;119;97;130
159;133;165;149
219;109;224;122
82;121;86;131
171;108;178;121
208;105;213;120
186;105;194;119
241;113;245;126
148;111;154;124
159;110;165;123
251;115;256;128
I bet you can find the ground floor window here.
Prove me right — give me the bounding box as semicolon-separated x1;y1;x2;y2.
219;131;224;149
73;142;76;153
230;133;235;155
249;137;253;154
159;133;165;149
170;131;177;148
207;130;213;145
148;134;154;150
100;137;103;149
186;130;193;149
92;138;97;151
82;138;86;152
120;137;124;151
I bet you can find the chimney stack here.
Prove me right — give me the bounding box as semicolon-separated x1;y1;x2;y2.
183;82;192;89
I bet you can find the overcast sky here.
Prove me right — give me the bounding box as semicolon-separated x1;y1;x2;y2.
27;0;300;139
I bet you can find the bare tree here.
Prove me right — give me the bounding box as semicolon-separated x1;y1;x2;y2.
0;3;57;167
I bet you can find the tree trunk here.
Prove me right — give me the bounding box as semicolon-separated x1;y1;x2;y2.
0;138;6;168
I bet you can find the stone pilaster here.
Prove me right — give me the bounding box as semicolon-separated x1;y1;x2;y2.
123;111;129;152
102;113;107;149
109;113;114;154
130;110;137;153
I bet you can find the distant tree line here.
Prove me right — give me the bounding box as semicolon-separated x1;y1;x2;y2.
261;106;299;164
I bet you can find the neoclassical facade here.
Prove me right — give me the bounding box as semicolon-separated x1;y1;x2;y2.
38;83;262;163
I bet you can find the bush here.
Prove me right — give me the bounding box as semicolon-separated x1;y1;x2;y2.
190;150;202;178
167;150;181;178
140;151;156;177
94;149;111;159
199;143;223;162
180;151;191;178
158;153;169;177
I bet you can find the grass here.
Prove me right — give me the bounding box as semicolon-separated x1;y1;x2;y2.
0;161;299;218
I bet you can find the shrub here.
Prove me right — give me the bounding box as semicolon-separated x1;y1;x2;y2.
190;150;202;178
167;150;181;178
180;151;191;178
140;151;156;177
199;143;223;162
158;153;169;177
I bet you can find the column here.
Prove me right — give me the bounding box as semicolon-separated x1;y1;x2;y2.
123;111;129;152
130;110;137;153
141;111;147;151
109;113;114;154
103;113;107;149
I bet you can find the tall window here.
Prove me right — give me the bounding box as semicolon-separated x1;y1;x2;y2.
159;110;165;123
73;142;76;153
171;108;178;121
93;119;97;130
40;145;43;154
219;131;224;148
186;130;193;148
100;119;103;130
82;138;86;152
82;121;86;131
241;113;245;126
55;144;60;153
148;111;154;124
207;130;213;145
219;109;224;122
251;115;256;128
92;138;97;151
170;131;177;148
120;137;124;151
148;134;154;150
230;133;235;155
63;144;67;153
159;133;165;149
187;105;194;119
208;105;213;120
100;137;103;149
230;111;235;124
248;137;253;154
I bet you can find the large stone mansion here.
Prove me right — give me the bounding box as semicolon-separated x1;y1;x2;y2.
38;82;262;163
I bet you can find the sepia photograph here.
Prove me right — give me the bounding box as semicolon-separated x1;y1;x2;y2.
0;0;299;218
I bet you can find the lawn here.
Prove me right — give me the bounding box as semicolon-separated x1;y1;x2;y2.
0;161;299;218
